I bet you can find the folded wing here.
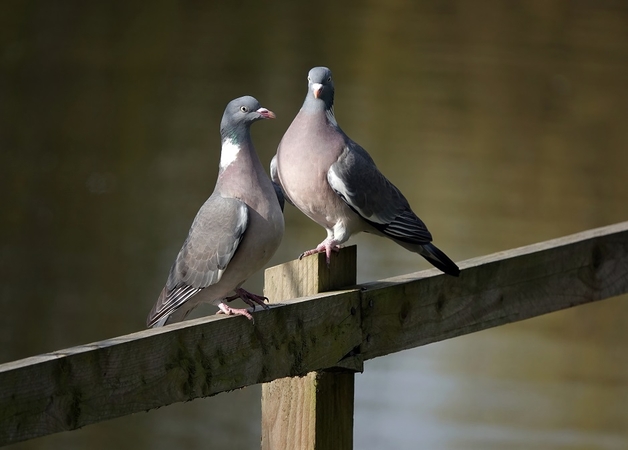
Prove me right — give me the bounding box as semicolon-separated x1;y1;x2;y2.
147;195;248;327
327;142;433;245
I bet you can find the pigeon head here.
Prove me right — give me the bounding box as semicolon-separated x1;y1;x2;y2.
306;66;335;110
220;96;275;140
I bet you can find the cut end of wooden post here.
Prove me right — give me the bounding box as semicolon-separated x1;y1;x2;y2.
264;245;357;302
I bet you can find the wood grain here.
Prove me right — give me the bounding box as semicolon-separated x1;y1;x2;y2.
261;247;358;450
0;288;361;446
360;221;628;360
1;222;627;447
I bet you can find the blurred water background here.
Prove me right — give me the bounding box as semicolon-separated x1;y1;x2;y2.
1;1;627;449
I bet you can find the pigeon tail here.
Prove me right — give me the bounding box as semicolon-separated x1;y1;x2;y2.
418;243;460;277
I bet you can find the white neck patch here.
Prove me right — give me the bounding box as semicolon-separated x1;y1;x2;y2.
220;139;241;169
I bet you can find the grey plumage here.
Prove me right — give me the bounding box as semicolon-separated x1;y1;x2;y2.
272;181;285;212
273;67;459;276
147;96;285;327
270;154;291;210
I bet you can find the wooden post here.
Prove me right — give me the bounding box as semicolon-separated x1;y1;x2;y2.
261;246;359;450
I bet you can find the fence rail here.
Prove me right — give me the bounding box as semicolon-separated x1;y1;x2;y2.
1;221;627;447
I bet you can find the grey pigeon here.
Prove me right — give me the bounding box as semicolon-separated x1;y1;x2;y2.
272;67;459;276
147;96;285;327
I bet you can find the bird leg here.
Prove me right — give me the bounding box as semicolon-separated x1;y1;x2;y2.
216;302;254;321
299;239;341;266
225;288;270;310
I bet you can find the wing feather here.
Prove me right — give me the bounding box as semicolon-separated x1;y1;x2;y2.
327;143;432;244
270;154;290;210
147;195;248;327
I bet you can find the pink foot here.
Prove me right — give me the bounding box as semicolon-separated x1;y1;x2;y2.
299;240;341;266
217;302;254;321
224;288;269;310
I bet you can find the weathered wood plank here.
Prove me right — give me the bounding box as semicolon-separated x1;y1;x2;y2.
1;222;627;447
0;289;362;447
261;247;358;450
360;221;628;360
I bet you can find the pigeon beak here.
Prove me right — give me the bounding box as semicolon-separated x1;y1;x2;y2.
256;107;276;119
311;83;323;99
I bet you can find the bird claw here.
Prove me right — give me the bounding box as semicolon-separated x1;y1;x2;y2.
299;241;341;266
217;302;254;322
225;288;270;310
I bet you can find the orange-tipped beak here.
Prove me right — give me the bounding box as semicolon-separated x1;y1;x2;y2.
257;107;276;119
311;83;323;99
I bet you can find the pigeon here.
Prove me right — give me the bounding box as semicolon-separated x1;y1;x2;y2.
147;96;285;327
272;67;459;276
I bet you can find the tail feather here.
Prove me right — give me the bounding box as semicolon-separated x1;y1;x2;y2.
419;243;460;277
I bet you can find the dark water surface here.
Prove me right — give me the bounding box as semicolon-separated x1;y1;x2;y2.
1;1;627;449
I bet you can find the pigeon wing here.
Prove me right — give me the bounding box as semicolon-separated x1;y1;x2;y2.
147;195;248;327
327;142;433;245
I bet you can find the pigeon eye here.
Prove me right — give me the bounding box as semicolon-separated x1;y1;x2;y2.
327;76;332;82
307;76;311;82
240;106;249;113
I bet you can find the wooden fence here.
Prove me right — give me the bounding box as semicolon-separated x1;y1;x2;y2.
1;221;627;448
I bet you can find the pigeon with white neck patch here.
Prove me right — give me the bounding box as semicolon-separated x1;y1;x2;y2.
147;96;285;327
272;67;459;276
